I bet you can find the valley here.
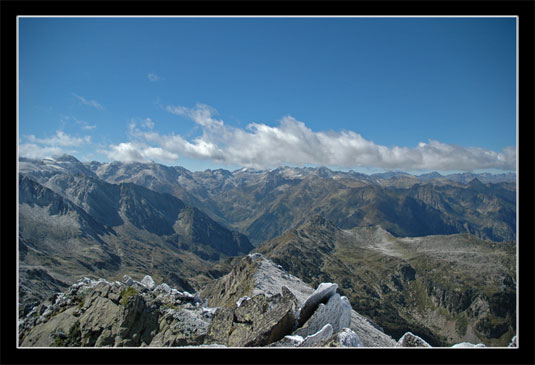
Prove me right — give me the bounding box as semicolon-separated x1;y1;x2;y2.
17;155;517;347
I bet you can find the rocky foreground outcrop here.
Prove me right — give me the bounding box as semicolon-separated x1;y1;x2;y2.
19;254;514;348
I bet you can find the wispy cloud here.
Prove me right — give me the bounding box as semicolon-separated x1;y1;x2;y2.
72;93;104;111
26;130;91;147
20;131;92;159
19;144;66;159
147;72;161;82
75;119;97;130
142;118;155;129
102;103;516;171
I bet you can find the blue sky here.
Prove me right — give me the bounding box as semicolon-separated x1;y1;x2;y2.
18;17;517;173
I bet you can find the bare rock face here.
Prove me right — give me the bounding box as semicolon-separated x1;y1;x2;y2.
396;332;432;347
205;286;299;347
348;310;397;347
294;293;352;338
20;277;210;347
297;282;338;327
299;324;334;347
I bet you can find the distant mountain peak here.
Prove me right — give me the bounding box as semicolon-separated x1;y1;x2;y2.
53;154;81;163
299;215;339;234
468;178;486;188
419;172;443;179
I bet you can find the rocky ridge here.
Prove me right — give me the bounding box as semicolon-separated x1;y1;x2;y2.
20;254;512;348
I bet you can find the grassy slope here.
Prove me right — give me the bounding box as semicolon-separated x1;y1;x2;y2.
256;219;516;346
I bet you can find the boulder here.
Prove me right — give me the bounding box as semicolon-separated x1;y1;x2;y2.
267;334;304;347
324;328;364;347
294;293;352;338
122;275;134;286
154;283;172;295
205;286;298;347
140;275;156;290
299;324;334;347
451;342;486;348
297;283;338;327
149;307;210;346
396;332;432;347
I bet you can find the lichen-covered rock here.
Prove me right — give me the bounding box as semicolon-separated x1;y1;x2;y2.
205;286;298;347
149;307;210;346
18;257;400;348
396;332;432;347
19;277;210;348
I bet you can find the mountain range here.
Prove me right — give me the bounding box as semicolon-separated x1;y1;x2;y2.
17;155;517;347
20;155;516;246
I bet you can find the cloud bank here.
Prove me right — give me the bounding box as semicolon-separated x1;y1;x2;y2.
101;103;516;171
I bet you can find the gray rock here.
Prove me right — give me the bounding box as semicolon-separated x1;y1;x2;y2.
141;275;156;290
205;287;298;347
297;282;338;327
328;328;364;347
349;310;397;347
299;324;334;347
451;342;486;348
122;275;134;286
150;307;210;347
267;334;304;347
396;332;432;347
508;335;517;347
154;283;172;295
294;293;351;338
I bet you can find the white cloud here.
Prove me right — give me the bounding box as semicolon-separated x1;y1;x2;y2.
99;142;178;163
19;131;92;159
102;104;516;171
72;93;104;110
147;73;161;82
19;143;65;159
